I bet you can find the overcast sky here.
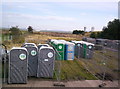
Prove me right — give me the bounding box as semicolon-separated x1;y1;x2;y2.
1;0;119;32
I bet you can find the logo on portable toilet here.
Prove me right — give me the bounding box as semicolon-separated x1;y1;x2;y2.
77;44;80;46
48;52;53;58
59;46;62;49
88;45;92;49
31;50;37;56
19;53;26;60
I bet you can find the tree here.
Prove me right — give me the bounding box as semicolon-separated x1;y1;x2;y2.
90;32;97;38
100;19;120;40
28;26;33;33
72;30;84;35
90;19;120;40
9;26;24;43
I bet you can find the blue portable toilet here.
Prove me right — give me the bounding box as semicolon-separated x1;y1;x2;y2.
64;42;75;60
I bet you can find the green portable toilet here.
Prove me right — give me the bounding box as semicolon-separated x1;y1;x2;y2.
54;41;65;60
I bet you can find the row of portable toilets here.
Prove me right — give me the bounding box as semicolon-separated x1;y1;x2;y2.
8;43;55;84
8;40;95;84
48;39;95;60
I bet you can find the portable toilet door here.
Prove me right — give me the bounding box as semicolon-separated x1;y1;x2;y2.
23;44;38;77
71;41;84;59
71;41;78;58
54;41;65;60
8;47;28;84
85;42;94;59
65;42;75;60
37;46;55;78
37;44;50;49
77;41;85;59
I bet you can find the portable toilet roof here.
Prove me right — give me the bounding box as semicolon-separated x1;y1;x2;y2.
54;40;65;45
38;43;50;47
22;43;36;47
39;46;54;50
58;40;66;42
11;47;28;52
51;39;57;42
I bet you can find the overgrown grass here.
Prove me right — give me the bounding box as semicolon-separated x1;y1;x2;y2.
59;59;97;80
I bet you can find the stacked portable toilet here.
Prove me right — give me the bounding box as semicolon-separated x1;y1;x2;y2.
22;43;38;77
37;46;55;78
8;47;28;84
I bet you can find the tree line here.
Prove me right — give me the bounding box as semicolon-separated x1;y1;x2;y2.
72;30;85;35
90;19;120;40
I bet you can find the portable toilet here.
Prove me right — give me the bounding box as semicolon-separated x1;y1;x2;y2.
37;44;50;49
71;41;84;59
37;46;55;78
54;41;65;60
8;47;28;84
64;42;75;60
22;43;38;77
82;42;94;59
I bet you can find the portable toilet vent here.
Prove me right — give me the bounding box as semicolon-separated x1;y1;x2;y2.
8;47;28;84
37;46;55;78
37;44;50;49
64;42;75;60
23;43;38;77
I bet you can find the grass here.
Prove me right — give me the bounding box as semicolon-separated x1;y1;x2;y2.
59;59;97;80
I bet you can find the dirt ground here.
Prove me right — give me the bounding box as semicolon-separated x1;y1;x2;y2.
2;78;118;87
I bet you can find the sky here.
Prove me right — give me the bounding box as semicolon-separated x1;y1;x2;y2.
1;0;119;32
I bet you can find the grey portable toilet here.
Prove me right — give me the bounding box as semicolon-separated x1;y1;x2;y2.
23;43;38;77
8;47;28;84
37;46;55;78
71;41;84;59
37;44;50;49
84;42;94;59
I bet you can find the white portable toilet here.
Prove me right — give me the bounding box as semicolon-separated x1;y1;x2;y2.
37;46;55;78
8;47;28;84
22;43;38;77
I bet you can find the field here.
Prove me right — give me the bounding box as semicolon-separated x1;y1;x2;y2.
1;30;118;82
